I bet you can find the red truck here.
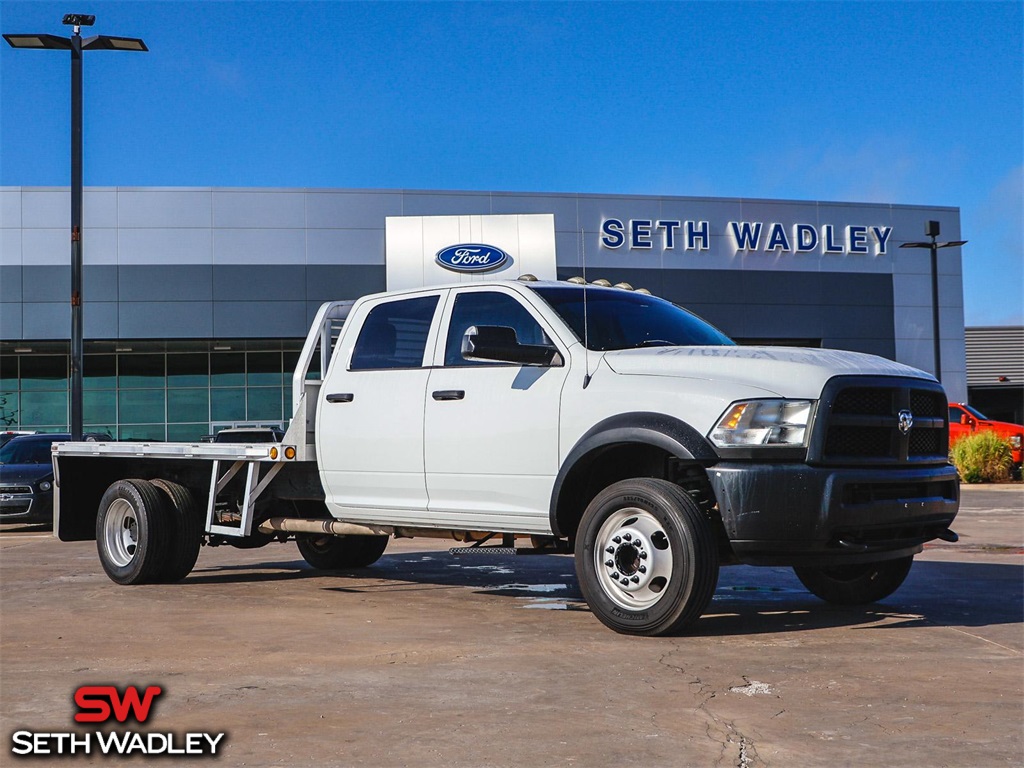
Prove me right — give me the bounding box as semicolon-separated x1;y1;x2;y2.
948;403;1023;467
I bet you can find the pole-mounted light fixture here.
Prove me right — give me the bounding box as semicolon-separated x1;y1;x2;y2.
4;15;147;441
899;220;967;383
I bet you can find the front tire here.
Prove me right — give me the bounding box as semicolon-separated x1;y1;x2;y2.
794;556;914;605
575;478;719;636
96;479;171;585
296;533;389;570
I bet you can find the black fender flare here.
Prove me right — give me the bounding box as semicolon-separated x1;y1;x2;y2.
548;412;719;536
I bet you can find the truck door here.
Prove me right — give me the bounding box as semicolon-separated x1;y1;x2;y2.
424;288;570;533
317;293;443;521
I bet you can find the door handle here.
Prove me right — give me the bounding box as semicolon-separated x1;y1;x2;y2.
432;390;465;401
326;392;354;403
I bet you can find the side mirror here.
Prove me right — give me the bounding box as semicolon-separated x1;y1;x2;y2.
462;326;562;367
960;414;971;425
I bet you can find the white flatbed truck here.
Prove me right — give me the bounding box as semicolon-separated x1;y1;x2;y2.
53;278;960;636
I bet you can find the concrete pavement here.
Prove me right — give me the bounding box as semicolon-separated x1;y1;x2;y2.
1;484;1020;766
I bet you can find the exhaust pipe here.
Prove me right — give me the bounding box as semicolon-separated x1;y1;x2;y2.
258;517;393;537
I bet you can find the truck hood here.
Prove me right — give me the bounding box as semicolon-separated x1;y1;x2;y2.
602;346;934;399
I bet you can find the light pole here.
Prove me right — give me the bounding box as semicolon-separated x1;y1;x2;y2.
899;220;967;383
4;14;147;440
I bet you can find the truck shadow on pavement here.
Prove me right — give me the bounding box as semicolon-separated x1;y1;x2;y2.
186;551;1023;637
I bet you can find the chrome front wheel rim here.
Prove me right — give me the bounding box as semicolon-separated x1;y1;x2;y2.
594;507;673;611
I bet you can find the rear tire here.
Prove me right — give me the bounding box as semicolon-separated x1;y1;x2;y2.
296;533;389;570
794;556;914;605
96;479;171;585
150;479;202;582
575;478;719;636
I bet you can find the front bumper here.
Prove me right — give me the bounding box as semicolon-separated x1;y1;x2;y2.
0;486;53;524
709;462;959;566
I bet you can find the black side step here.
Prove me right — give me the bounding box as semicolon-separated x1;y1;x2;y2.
449;533;572;556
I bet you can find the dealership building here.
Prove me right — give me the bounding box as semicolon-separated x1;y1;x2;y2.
0;186;967;441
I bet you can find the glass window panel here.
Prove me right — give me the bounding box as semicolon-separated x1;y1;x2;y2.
118;354;165;389
0;392;19;428
302;350;321;381
84;390;116;424
119;424;166;441
84;354;116;390
168;388;209;423
168;423;208;442
20;390;68;426
350;296;439;370
283;350;300;377
83;425;115;440
444;291;551;367
167;353;209;388
0;354;17;389
247;352;283;386
211;352;245;387
284;386;292;418
247;387;282;421
211;388;245;421
118;389;165;424
20;355;68;391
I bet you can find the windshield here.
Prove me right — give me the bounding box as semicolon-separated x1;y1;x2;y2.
530;285;735;351
0;439;55;465
963;405;989;420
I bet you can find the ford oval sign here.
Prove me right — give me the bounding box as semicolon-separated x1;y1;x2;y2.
435;244;509;273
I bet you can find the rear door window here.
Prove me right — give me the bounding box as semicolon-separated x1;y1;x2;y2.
350;296;439;371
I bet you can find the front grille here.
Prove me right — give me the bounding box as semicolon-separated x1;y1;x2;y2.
811;378;949;466
824;426;892;457
0;486;32;495
832;388;893;416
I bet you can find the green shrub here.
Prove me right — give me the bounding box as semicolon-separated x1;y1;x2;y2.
950;431;1014;483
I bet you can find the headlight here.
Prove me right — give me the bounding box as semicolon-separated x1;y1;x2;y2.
710;399;814;447
38;481;52;492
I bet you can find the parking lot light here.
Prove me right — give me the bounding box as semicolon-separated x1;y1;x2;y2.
4;16;147;441
899;221;967;383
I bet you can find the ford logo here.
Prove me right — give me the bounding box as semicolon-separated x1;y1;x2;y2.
435;244;509;273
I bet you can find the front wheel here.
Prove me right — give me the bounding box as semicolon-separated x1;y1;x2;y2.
794;556;914;605
575;478;719;636
296;533;389;570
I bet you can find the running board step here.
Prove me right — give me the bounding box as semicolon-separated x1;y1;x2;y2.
450;545;518;556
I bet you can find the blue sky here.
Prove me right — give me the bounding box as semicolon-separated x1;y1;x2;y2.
2;1;1021;325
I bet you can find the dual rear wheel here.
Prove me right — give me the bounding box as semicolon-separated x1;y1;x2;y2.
96;479;200;585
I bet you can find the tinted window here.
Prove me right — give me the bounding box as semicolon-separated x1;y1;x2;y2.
0;437;56;464
530;285;734;351
351;296;439;371
444;292;551;366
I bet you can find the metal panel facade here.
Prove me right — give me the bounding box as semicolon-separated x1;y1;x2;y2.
0;186;967;403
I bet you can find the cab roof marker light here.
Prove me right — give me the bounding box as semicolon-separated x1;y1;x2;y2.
614;282;634;291
517;274;538;282
566;276;587;285
591;279;612;287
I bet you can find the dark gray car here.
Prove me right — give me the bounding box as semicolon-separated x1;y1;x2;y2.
0;433;108;524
